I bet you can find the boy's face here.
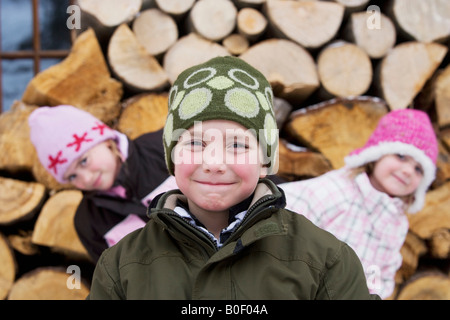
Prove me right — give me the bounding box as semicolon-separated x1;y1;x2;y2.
63;141;121;191
173;120;267;215
369;154;423;197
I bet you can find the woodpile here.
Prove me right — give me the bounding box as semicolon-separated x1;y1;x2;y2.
0;0;449;300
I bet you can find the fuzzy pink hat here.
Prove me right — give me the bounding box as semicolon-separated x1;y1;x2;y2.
28;105;120;183
344;109;438;213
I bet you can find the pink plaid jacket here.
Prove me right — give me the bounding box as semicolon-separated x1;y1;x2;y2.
280;167;408;299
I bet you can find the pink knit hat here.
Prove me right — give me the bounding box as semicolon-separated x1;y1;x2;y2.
344;109;438;213
28;105;120;183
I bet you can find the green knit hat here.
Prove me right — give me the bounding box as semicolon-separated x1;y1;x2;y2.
163;56;278;175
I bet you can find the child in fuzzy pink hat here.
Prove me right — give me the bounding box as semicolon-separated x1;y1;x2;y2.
279;108;438;299
29;105;177;262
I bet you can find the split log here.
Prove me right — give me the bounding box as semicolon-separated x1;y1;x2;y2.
188;0;237;42
31;190;90;260
0;177;46;226
0;101;37;172
429;229;450;259
396;232;427;284
377;41;447;110
239;38;319;104
117;93;169;140
0;233;16;300
76;0;142;44
108;23;169;92
396;272;450;300
277;139;332;181
408;181;450;258
7;231;40;256
272;96;292;129
344;10;396;59
435;64;450;128
132;9;178;58
7;267;90;300
155;0;196;18
264;0;344;49
163;33;231;84
237;7;268;42
442;128;450;151
222;34;249;56
389;0;450;43
317;41;373;98
285;96;388;169
434;141;450;188
22;28;123;124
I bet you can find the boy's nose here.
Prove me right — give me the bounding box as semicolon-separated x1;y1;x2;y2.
202;147;226;173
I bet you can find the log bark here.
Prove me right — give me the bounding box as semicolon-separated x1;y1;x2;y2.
0;233;16;300
118;93;169;140
163;33;230;84
377;41;447;110
0;177;46;226
435;64;450;128
317;41;373;98
344;10;396;59
0;101;37;172
237;7;268;42
389;0;450;43
285;96;388;169
22;28;123;124
264;0;344;49
277;139;332;181
108;23;169;92
239;38;319;104
188;0;237;42
31;190;90;260
132;8;178;58
397;272;450;300
7;267;90;300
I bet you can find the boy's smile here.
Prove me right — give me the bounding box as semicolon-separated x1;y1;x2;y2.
173;120;267;219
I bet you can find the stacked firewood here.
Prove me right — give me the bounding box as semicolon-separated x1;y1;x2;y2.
0;0;449;300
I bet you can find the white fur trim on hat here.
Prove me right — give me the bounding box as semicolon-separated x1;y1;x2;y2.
344;141;436;213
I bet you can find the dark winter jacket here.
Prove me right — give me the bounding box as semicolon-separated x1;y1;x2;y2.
74;129;170;262
87;179;378;300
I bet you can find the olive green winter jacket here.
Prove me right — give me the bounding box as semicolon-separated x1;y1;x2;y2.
87;179;378;300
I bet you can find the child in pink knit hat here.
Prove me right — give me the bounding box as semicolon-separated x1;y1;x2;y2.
29;105;177;262
280;108;438;299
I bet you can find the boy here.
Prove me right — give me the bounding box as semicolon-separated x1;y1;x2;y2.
87;56;376;299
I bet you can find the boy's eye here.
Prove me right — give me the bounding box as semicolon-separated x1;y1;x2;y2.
396;154;405;160
80;157;87;166
233;142;248;149
188;140;203;150
67;174;77;182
